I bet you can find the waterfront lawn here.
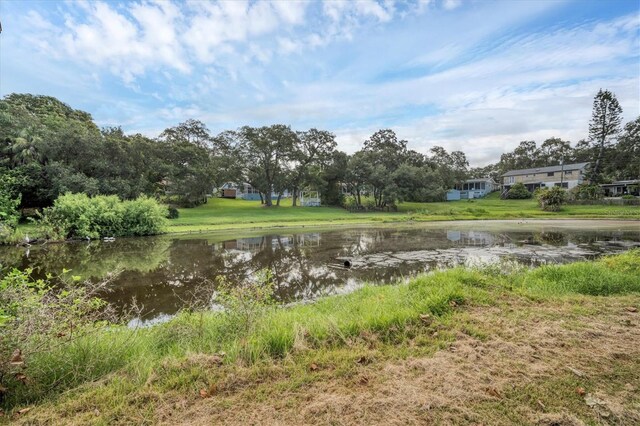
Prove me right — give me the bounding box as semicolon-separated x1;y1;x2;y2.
6;250;640;425
169;193;640;233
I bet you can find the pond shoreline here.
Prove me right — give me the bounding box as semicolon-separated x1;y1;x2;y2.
166;217;640;238
4;219;639;324
7;251;640;424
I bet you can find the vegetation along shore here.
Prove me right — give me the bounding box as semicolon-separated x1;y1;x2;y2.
1;250;639;424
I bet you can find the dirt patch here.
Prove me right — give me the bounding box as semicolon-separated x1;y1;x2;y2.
164;297;640;426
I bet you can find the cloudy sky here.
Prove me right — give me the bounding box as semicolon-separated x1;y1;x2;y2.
1;0;638;165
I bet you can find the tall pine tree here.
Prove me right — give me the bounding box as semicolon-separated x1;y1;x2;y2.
588;89;622;183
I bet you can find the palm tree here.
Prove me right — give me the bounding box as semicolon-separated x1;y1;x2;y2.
10;130;42;165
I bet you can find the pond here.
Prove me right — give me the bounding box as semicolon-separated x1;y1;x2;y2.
1;220;639;324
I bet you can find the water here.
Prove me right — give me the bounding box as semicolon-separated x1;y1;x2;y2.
1;221;638;323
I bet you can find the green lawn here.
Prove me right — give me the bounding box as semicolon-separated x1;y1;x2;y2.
169;193;639;233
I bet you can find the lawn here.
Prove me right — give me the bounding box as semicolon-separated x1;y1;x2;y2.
169;192;640;233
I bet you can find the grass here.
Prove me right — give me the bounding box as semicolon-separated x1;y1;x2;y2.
10;192;638;240
168;192;640;234
4;250;640;424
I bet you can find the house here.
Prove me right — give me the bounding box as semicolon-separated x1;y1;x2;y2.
219;182;290;200
446;178;498;201
219;182;262;200
501;162;589;194
600;180;639;197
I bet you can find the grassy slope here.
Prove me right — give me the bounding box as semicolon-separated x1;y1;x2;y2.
6;250;640;424
169;193;640;233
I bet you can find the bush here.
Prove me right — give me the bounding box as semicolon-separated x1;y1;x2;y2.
0;269;116;406
40;193;168;239
506;182;532;199
536;187;566;211
621;194;635;200
166;206;180;219
568;183;604;201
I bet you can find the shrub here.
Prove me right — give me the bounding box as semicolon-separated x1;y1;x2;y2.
621;194;635;200
40;193;168;239
166;206;180;219
536;187;566;211
506;182;532;199
568;183;604;201
0;269;116;406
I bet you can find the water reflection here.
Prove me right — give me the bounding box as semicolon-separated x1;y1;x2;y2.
1;225;639;322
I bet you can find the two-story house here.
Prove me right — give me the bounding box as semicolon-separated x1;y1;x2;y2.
502;162;589;194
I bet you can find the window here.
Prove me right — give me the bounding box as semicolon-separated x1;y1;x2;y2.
547;172;555;177
505;176;515;184
554;182;569;188
480;182;485;190
565;170;572;175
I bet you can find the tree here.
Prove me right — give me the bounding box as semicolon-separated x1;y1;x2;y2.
159;119;212;148
537;137;572;165
361;129;408;208
498;140;539;174
588;89;623;183
613;117;640;180
237;125;297;207
345;151;372;207
290;129;337;206
429;146;469;189
319;151;348;206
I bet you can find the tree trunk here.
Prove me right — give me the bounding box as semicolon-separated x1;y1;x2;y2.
292;187;298;207
264;191;272;207
592;137;606;182
259;192;264;204
276;192;283;206
357;190;361;206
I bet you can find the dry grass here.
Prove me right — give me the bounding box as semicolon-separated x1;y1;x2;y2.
155;296;639;426
16;294;638;425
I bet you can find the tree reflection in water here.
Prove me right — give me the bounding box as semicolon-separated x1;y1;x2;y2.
1;226;639;322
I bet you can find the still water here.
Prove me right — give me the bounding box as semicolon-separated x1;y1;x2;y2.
1;221;639;322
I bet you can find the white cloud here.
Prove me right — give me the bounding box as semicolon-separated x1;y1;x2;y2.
442;0;462;11
57;1;189;83
3;0;638;168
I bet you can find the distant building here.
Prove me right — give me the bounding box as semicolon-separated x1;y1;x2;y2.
501;162;589;194
600;180;640;197
219;182;289;200
446;178;498;201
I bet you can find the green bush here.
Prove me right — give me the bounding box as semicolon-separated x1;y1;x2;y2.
166;206;180;219
506;182;532;199
0;269;116;406
40;193;167;239
621;194;635;200
536;186;566;211
568;183;604;201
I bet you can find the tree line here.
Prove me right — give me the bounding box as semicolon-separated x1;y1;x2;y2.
1;90;638;213
0;94;468;210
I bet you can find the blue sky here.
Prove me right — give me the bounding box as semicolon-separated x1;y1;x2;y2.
1;0;638;165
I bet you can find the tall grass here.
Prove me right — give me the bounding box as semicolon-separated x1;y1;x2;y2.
2;250;639;411
517;249;640;297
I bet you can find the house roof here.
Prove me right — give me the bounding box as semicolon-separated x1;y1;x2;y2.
600;180;640;186
502;162;589;177
464;178;497;184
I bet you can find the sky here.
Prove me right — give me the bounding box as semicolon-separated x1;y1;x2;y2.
0;0;639;166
